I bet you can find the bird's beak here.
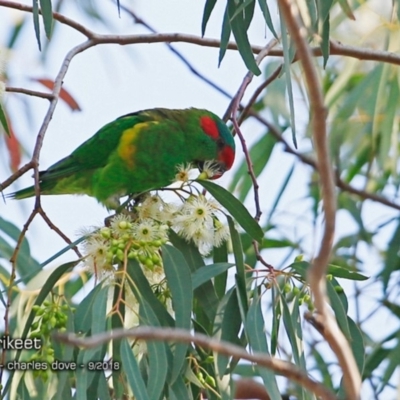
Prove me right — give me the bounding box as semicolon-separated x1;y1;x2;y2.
197;160;227;179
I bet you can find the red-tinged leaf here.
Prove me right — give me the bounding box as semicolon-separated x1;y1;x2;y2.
4;118;21;172
34;78;81;111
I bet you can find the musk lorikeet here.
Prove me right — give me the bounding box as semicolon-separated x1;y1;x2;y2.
10;108;235;209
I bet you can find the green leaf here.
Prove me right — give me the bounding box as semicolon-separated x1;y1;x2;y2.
140;300;169;400
380;217;400;289
39;0;53;38
201;0;218;36
327;264;368;281
213;288;242;375
280;292;305;368
227;216;246;290
246;289;281;400
198;180;264;243
320;14;330;67
270;288;281;355
347;316;365;374
121;339;151;400
327;280;351;340
126;260;174;328
257;0;277;38
191;262;234;289
32;0;41;50
227;0;260;75
219;5;232;66
74;283;104;333
337;0;355;19
279;13;297;147
0;103;10;136
169;231;219;324
162;245;193;382
213;241;228;299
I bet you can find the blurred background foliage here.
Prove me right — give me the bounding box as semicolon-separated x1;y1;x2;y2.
1;0;400;399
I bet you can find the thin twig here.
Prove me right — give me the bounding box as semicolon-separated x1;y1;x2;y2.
238;64;283;125
55;326;337;400
5;87;54;100
117;3;233;100
3;1;400;69
278;1;360;399
38;208;82;258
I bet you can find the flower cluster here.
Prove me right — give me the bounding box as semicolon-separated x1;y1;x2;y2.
82;212;168;277
81;191;230;276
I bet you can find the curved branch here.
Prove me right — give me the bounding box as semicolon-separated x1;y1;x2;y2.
55;327;337;400
278;1;361;399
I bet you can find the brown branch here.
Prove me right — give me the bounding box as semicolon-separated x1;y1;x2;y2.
278;1;360;399
55;327;337;400
251;113;400;212
0;0;94;38
5;87;54;100
0;161;34;192
38;208;82;258
2;1;400;69
238;64;283;125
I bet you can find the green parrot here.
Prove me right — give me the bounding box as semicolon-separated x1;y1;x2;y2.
10;108;235;209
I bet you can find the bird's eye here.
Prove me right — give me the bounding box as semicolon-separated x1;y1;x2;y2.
216;138;224;149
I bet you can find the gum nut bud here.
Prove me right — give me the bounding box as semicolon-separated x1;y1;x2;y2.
47;348;55;355
31;321;39;331
116;249;125;261
50;316;57;327
334;285;343;293
61;304;69;311
32;305;40;313
205;375;216;387
152;240;162;247
112;239;120;247
106;251;114;261
138;254;147;263
198;171;209;180
132;242;141;249
100;228;111;239
121;233;131;241
43;300;51;307
118;242;126;250
294;254;304;262
283;283;291;293
128;251;137;259
292;286;300;295
303;294;311;302
58;327;67;333
327;274;333;281
298;298;304;305
145;258;154;268
118;221;130;230
151;254;160;264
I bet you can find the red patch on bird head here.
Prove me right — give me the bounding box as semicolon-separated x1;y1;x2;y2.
200;116;219;140
219;145;235;171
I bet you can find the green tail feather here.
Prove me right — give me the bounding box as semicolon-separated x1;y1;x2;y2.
8;186;35;200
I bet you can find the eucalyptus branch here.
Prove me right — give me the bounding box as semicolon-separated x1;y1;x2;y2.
55;327;337;400
3;0;400;69
117;3;233;100
251;113;400;212
5;87;54;100
238;64;283;125
278;1;360;399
